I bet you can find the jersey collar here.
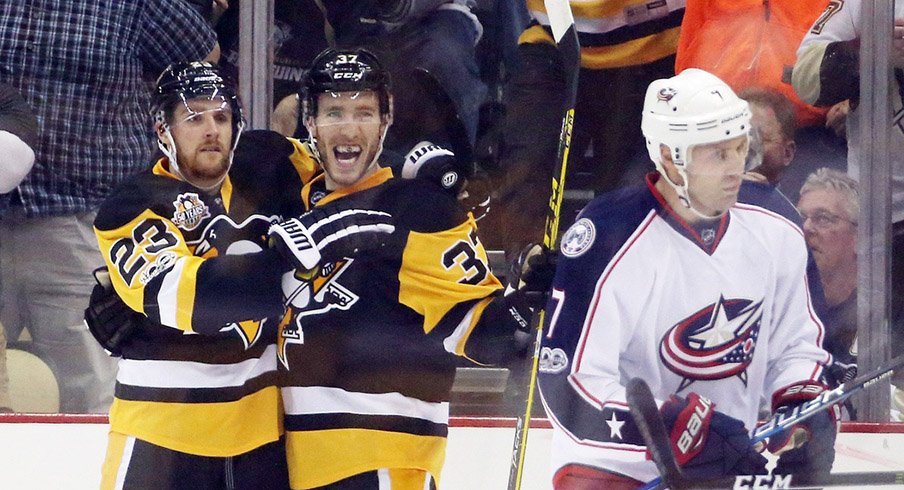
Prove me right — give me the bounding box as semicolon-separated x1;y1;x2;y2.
151;157;233;211
645;172;730;255
301;166;394;209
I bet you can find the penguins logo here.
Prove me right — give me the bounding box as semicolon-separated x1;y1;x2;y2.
190;214;279;349
659;296;763;392
278;259;358;369
172;193;211;231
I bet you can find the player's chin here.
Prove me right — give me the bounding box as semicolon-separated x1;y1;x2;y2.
709;198;737;217
195;157;230;179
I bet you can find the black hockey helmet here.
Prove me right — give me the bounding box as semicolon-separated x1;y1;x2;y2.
300;48;392;120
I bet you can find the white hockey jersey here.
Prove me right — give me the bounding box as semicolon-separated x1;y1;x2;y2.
793;0;904;223
537;174;830;482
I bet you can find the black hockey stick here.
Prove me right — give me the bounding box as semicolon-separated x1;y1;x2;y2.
627;378;684;490
506;1;580;489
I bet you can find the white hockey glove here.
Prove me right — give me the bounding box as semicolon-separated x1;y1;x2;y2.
401;141;467;196
268;207;395;271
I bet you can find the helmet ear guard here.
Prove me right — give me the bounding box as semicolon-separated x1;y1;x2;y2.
640;69;751;213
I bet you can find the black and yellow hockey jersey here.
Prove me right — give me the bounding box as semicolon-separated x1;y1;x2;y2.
520;0;685;69
278;167;504;488
93;130;317;457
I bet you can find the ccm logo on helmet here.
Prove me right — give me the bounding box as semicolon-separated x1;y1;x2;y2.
333;72;364;81
676;395;713;457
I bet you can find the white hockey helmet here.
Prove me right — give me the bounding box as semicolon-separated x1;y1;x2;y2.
641;69;750;211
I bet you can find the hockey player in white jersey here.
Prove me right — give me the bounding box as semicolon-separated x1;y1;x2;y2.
537;68;836;489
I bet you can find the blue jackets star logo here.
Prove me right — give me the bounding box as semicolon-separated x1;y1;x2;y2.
659;296;763;391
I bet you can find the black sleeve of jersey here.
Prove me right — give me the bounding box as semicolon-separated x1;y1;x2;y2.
377;178;466;233
464;290;533;365
0;82;38;148
188;248;288;334
815;39;860;107
230;129;304;217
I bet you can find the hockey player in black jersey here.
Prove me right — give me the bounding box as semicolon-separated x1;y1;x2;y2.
266;48;540;490
89;62;392;489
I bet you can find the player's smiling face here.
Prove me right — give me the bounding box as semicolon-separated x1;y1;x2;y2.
686;135;748;217
162;97;234;189
308;90;390;190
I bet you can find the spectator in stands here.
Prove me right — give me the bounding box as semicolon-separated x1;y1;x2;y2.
482;0;684;254
792;1;904;391
797;169;858;384
676;0;848;203
0;1;219;414
183;0;229;25
215;0;329;117
0;82;38;412
740;88;797;187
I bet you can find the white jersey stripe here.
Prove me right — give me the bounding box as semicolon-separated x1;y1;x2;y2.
281;385;449;424
530;1;684;35
116;344;277;388
156;256;189;328
113;435;136;490
442;302;479;355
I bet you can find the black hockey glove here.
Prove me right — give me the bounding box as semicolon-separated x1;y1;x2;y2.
401;141;467;196
508;243;557;310
464;289;535;364
83;267;140;357
268;206;395;271
660;393;768;480
767;382;839;482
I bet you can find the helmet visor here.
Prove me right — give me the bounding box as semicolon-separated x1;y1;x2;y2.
311;91;385;127
170;95;233;128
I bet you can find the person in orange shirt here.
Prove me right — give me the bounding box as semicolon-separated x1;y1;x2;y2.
676;0;849;202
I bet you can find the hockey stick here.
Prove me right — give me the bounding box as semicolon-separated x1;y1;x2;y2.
751;352;904;443
631;352;904;489
506;1;580;489
630;376;904;489
627;378;684;490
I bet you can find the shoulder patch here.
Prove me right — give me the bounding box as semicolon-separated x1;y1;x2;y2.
171;193;211;231
561;218;596;258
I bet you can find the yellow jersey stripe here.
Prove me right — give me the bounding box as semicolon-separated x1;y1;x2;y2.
286;429;446;489
110;386;282;457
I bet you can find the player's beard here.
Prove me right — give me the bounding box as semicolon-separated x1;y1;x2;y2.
179;149;231;190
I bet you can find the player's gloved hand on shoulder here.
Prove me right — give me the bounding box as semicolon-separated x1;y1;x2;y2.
83;267;141;357
401;141;468;197
767;382;839;480
268;205;395;271
508;243;557;310
660;393;768;480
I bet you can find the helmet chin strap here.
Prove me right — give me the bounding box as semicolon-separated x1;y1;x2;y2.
371;119;390;168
